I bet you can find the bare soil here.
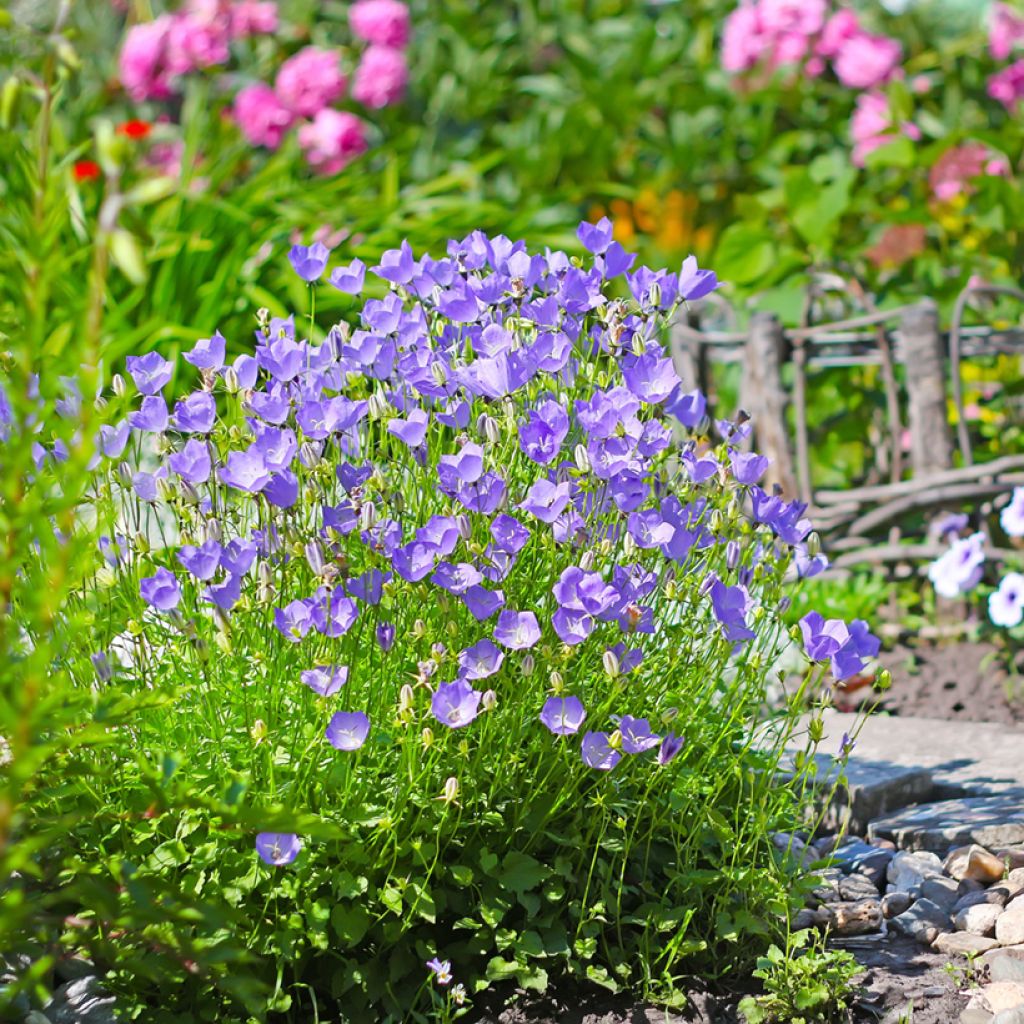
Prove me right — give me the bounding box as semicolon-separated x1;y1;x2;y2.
874;640;1024;726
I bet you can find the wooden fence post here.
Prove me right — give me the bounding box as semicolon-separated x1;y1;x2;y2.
900;300;953;478
745;312;798;498
668;313;708;400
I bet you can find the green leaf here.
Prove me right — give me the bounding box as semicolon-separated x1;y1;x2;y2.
498;851;547;894
109;230;147;285
331;904;370;946
713;224;774;285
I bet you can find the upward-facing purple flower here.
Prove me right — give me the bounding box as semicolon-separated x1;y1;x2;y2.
581;731;621;771
493;609;541;650
709;578;755;644
220;449;270;493
437;443;484;491
167;438;211;485
519;400;570;465
176;539;221;580
462;585;505;621
928;532;985;598
616;715;660;754
255;832;302;866
129;395;169;432
577;217;614;255
256;336;304;382
126;352;173;395
288;241;330;282
1001;488;1024;537
431;678;482;729
329;258;366;294
433;562;483;595
490;514;530;554
627;509;675;549
372;240;416;284
621;350;681;404
393;542;436;583
99;420;130;459
678;254;719;302
665;387;706;429
519;479;570;524
729;450;770;486
184;331;226;370
658;732;685;765
325;711;370;751
173;391;216;434
388;408;429;448
301;665;349;697
458;638;504;680
539;696;586;735
274;599;314;641
140;567;181;611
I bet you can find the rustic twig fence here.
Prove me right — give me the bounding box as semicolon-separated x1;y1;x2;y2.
669;282;1024;567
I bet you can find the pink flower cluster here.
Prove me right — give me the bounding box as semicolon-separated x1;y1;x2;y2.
987;5;1024;110
120;0;410;177
849;91;919;168
722;1;901;91
232;0;410;174
119;0;278;101
928;144;1010;202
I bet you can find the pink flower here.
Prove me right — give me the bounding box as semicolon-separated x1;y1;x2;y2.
757;0;825;37
721;3;766;73
990;3;1024;61
234;83;295;149
833;32;901;90
229;1;279;38
298;109;368;175
349;0;411;49
816;9;860;58
929;144;1010;202
351;45;408;108
119;16;173;101
275;47;347;118
988;60;1024;110
165;12;231;75
850;91;919;167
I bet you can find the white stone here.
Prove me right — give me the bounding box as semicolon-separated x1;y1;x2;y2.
955;903;1003;937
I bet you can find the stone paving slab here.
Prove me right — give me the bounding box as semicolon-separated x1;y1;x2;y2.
804;711;1024;800
868;795;1024;853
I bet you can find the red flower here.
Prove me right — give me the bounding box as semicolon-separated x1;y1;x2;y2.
73;160;101;182
117;119;152;139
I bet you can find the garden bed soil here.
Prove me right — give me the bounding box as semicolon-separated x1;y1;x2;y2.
872;640;1024;726
474;938;971;1024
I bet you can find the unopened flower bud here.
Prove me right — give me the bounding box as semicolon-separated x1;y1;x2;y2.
622;533;637;557
179;480;199;505
630;333;647;356
367;392;387;421
726;540;740;570
664;579;678;599
696;414;711;436
599;538;613;555
399;684;414;712
662;706;679;723
603;649;620;678
305;540;325;576
549;670;563;691
95;565;117;588
875;668;892;692
579;550;595;572
430;360;448;386
412;619;426;639
574;443;591;474
224;367;240;393
421;727;434;749
111;373;127;398
521;654;535;677
608;729;623;750
439;776;459;803
709;509;724;533
214;630;232;655
90;651;112;682
806;531;821;558
431;642;446;662
359;503;378;531
117;461;133;485
134;531;150;554
256;307;271;334
698;572;716;596
647;282;661;308
482;689;497;711
299;441;322;467
251;719;267;744
456;514;471;541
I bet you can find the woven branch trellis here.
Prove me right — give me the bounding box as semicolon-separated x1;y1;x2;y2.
668;281;1024;569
